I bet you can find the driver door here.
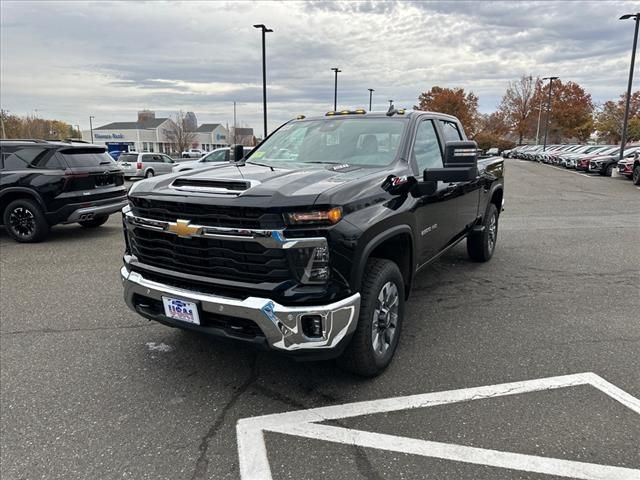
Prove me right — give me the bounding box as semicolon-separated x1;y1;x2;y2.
411;118;459;264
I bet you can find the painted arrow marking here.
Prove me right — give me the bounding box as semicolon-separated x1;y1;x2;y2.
237;372;640;480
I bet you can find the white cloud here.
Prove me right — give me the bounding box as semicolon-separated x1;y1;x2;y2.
1;0;637;132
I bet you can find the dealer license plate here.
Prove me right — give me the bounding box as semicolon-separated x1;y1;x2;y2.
162;297;200;325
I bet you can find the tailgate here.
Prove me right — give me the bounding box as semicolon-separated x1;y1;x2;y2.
58;148;125;195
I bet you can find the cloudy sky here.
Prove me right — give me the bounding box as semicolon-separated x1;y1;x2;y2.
0;0;636;133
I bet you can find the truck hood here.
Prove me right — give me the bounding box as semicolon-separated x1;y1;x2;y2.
128;161;389;208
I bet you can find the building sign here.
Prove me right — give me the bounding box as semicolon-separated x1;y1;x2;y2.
95;133;125;139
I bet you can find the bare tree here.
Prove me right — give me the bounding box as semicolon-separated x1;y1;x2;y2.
498;75;537;144
165;111;197;154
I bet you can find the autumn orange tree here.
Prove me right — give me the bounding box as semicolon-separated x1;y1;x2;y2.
415;86;479;136
595;91;640;143
498;75;537;144
533;79;594;143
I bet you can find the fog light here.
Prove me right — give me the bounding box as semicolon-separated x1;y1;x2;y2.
301;315;323;338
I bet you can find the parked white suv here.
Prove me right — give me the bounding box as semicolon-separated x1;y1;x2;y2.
181;148;205;158
117;152;176;179
172;146;253;173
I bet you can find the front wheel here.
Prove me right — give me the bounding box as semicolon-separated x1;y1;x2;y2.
78;214;109;228
633;165;640;185
603;164;613;177
338;258;405;377
3;198;50;243
467;203;499;262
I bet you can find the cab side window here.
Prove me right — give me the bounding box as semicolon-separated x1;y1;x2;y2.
440;121;463;142
413;120;443;173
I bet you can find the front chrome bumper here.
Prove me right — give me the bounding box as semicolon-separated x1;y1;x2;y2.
121;266;360;352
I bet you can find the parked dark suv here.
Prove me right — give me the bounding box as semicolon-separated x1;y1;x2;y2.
0;140;127;242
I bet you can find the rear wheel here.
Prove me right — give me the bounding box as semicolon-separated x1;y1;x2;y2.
467;203;499;262
145;170;154;178
78;214;109;228
3;199;49;243
633;165;640;185
338;258;405;377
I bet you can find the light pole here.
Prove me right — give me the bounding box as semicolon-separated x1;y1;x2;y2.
89;116;95;143
535;100;544;145
253;24;273;139
619;13;640;161
331;67;341;110
368;88;374;111
542;76;558;151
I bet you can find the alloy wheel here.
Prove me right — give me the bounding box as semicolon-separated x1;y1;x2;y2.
9;207;36;239
371;281;399;357
488;212;497;253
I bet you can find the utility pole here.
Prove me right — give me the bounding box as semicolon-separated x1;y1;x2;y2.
331;67;341;111
233;102;237;145
368;88;374;111
542;77;558;151
535;98;544;145
253;24;273;139
0;109;7;139
89;115;95;143
619;13;640;160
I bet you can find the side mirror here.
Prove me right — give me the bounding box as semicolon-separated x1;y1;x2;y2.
424;140;478;182
231;144;245;162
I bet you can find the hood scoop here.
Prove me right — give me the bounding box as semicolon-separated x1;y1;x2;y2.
170;178;256;195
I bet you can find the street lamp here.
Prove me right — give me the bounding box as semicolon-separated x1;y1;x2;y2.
331;68;341;111
253;24;273;139
542;76;558;151
619;13;640;161
368;88;374;111
89;115;95;143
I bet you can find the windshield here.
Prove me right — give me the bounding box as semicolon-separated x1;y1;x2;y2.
248;117;408;166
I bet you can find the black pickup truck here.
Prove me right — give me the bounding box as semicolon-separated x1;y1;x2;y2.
121;109;504;376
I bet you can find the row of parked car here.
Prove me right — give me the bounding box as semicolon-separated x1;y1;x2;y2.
114;146;253;179
503;143;640;185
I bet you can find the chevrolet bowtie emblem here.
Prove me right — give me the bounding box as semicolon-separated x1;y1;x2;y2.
166;219;201;238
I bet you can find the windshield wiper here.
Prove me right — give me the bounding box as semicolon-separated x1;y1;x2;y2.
303;161;341;165
245;160;275;171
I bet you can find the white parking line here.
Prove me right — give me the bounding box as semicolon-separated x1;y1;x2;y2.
237;373;640;480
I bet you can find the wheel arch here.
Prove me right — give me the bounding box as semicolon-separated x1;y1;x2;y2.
0;188;46;221
353;225;415;299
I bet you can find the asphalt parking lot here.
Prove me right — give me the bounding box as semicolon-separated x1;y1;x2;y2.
1;160;639;479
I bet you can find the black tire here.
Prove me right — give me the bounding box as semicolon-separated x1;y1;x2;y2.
633;165;640;185
603;164;613;177
338;258;405;377
78;214;109;228
467;203;499;262
3;198;50;243
145;170;154;178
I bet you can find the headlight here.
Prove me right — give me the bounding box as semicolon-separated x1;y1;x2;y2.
286;207;343;225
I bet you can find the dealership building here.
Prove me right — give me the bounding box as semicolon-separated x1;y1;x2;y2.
83;111;229;156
